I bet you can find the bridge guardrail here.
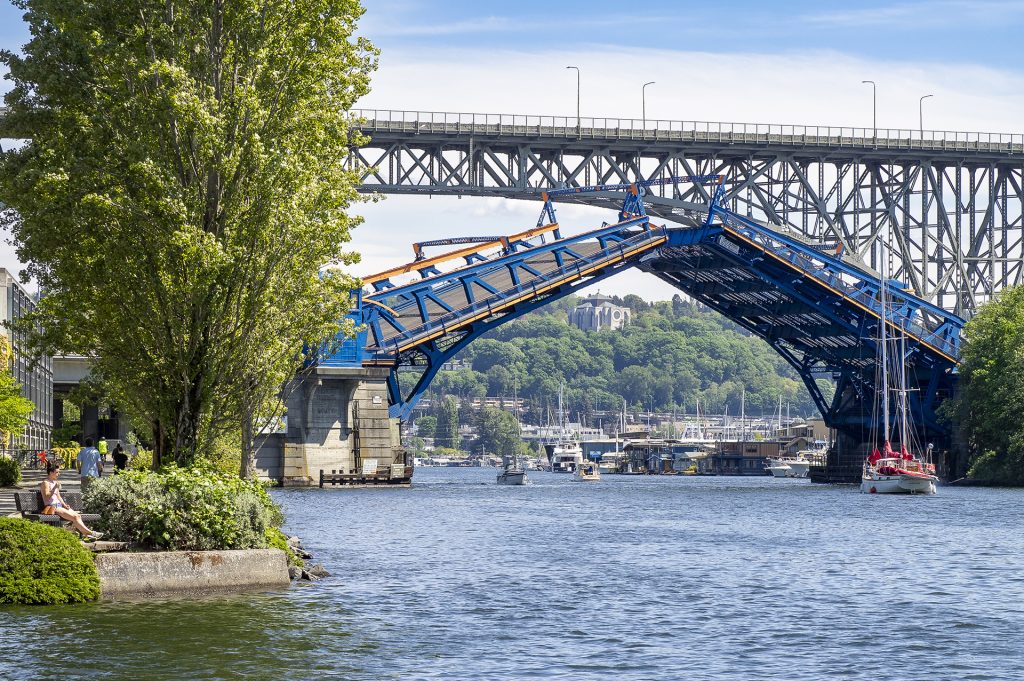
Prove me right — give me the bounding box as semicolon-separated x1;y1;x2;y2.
353;109;1024;155
374;228;666;355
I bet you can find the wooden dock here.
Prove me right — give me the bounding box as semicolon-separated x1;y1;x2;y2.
319;466;413;488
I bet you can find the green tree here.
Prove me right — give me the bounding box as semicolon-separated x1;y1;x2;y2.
436;396;460;450
951;286;1024;483
476;406;521;456
0;0;376;470
414;416;437;439
0;336;34;446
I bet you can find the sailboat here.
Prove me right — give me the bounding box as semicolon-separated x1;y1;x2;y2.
860;252;938;495
498;380;528;486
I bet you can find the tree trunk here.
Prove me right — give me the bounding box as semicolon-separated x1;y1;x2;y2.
240;409;255;479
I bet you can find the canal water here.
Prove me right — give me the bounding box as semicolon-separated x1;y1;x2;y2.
3;468;1023;680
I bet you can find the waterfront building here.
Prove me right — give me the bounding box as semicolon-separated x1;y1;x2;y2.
0;269;52;451
568;294;631;331
707;440;783;475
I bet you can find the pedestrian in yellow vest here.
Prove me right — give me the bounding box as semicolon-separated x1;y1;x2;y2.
97;437;108;464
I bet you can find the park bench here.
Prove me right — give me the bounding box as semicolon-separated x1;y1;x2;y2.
14;490;101;528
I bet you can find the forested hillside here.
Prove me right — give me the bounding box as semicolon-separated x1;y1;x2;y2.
424;293;830;421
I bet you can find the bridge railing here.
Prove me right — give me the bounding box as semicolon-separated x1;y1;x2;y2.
372;227;666;355
353;109;1024;154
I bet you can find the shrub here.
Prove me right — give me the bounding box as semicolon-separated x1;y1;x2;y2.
0;518;100;604
0;455;20;487
128;448;153;471
52;445;79;469
266;527;304;567
84;464;284;551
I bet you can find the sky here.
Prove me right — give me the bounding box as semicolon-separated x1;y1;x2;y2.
2;0;1024;298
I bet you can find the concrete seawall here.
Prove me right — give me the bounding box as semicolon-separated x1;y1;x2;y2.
95;549;290;599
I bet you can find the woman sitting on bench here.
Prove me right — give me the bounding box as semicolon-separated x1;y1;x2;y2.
40;461;103;540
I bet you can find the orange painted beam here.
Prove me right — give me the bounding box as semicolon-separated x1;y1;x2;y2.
362;223;560;286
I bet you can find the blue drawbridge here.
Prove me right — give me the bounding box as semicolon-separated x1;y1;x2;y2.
322;176;964;476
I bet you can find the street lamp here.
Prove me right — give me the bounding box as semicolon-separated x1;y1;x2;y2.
861;80;877;140
642;81;655;129
919;94;934;138
566;66;580;138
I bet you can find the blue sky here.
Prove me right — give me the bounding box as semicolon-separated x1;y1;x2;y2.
2;1;1023;296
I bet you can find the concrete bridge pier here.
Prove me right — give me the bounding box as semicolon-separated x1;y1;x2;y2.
255;367;404;486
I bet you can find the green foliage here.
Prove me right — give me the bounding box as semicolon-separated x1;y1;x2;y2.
427;298;826;420
436;395;460;450
265;527;304;568
0;455;21;487
415;416;437;439
476;407;521;456
0;518;100;605
953;287;1024;484
129;448;154;471
84;464;284;550
0;0;377;467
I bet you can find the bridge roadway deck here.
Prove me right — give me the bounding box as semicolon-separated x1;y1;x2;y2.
354;109;1024;163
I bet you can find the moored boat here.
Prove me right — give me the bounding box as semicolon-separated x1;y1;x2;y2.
573;460;601;481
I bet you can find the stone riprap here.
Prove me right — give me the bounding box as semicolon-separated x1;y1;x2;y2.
94;548;290;599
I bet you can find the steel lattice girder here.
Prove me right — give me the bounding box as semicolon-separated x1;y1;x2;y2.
353;122;1024;317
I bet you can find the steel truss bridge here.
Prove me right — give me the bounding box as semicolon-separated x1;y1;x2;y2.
325;173;964;479
350;108;1024;318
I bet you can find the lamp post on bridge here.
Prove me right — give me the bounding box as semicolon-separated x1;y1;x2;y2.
919;94;934;139
861;80;876;141
566;65;581;139
642;81;655;130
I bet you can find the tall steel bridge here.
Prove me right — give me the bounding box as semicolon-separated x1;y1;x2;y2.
350;109;1024;318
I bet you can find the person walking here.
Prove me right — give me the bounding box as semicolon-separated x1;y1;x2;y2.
76;438;103;492
97;436;108;464
112;443;128;472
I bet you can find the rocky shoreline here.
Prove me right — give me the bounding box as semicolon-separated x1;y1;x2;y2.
285;535;331;582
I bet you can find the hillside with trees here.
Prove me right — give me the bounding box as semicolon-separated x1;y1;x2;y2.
422;293;830;425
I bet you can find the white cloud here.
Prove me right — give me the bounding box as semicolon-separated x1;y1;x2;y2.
802;1;1024;28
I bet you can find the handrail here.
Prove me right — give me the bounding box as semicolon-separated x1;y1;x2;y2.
351;108;1024;154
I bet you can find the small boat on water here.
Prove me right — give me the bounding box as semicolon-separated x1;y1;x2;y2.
497;455;528;486
573;460;601;482
861;456;936;495
765;456;811;478
859;243;937;496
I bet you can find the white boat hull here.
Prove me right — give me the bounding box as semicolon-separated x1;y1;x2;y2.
861;474;936;495
767;465;791;478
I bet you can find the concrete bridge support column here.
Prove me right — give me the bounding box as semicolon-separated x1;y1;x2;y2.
276;367;402;487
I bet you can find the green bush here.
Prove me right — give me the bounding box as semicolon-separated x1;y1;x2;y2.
84;463;284;551
128;448;153;471
0;455;20;487
0;518;100;604
266;527;304;567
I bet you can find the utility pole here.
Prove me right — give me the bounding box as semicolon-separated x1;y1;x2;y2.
642;81;655;129
862;80;877;141
919;94;934;138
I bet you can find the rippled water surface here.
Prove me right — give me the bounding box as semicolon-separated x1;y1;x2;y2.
3;468;1024;680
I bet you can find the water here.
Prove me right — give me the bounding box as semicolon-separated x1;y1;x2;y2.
3;468;1024;680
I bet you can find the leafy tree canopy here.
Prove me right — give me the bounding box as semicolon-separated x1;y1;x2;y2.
0;0;377;468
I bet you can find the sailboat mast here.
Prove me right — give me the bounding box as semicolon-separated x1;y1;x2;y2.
899;325;908;452
879;249;891;444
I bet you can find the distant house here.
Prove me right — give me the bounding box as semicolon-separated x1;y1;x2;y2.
568;294;631;332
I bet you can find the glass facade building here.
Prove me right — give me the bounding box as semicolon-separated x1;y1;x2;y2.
0;269;53;451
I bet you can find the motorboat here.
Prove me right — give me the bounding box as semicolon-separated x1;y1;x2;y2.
550;443;583;473
765;460;793;477
765;456;811;478
497;455;528;486
573;460;601;481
